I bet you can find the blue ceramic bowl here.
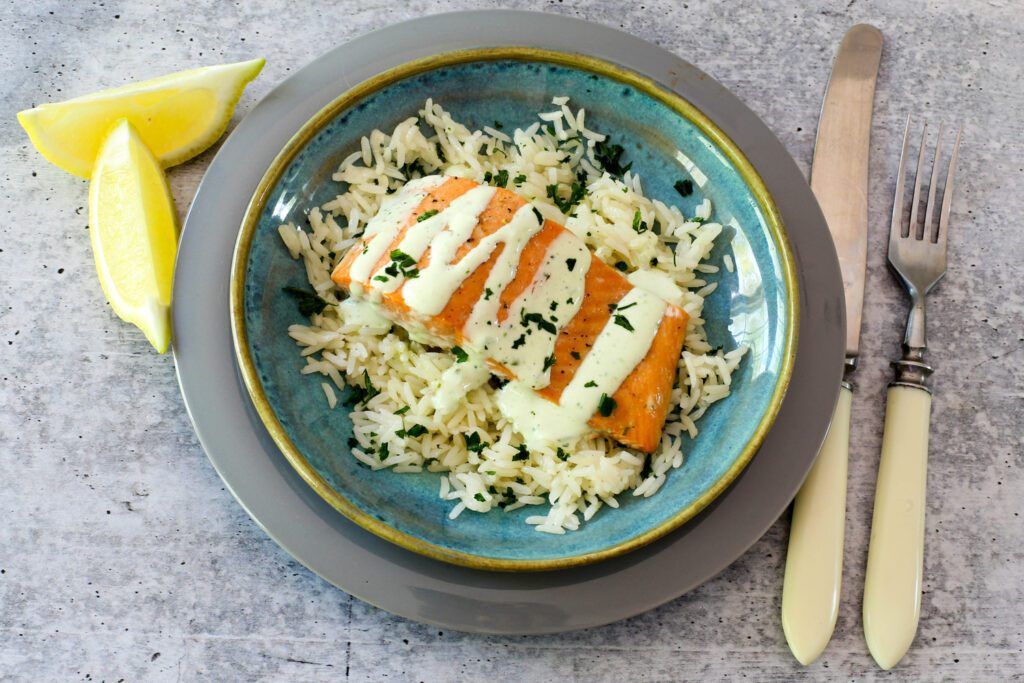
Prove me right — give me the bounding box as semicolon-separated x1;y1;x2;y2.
231;49;797;571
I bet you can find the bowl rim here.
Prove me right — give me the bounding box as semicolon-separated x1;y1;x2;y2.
228;46;800;572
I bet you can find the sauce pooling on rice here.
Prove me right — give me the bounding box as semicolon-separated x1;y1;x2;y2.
332;175;688;452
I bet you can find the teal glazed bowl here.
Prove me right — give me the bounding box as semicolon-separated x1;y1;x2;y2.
230;48;797;571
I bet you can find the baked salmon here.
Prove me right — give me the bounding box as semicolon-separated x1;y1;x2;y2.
331;175;688;453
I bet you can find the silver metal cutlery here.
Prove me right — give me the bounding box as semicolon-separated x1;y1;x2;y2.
863;118;962;669
781;24;883;666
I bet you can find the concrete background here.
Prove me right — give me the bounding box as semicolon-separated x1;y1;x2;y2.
2;0;1021;680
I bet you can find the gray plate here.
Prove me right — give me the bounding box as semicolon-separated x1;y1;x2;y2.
172;10;844;634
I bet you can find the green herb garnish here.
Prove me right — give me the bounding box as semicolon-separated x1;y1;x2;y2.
613;314;634;332
417;209;439;222
614;261;628;272
394;406;410;415
484;287;494;300
598;393;617;417
546;182;587;214
570;351;581;360
512;444;530;461
493;169;509;188
674;179;694;197
474;492;486;502
513;174;527;186
543;355;556;371
531;207;544;225
282;286;329;317
565;258;577;272
523;312;557;334
556;447;569;462
464;431;487;453
452;346;470;363
631;209;649;235
377;443;390;461
584;380;597;388
406;424;428;438
594;140;632;177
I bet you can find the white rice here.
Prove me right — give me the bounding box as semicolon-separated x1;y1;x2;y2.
278;97;744;533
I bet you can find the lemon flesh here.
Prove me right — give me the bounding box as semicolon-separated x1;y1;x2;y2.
89;119;178;353
18;58;264;178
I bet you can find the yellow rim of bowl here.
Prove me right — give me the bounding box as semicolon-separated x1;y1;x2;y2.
230;47;799;572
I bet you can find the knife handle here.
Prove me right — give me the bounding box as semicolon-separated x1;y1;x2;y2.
863;384;931;669
782;386;851;665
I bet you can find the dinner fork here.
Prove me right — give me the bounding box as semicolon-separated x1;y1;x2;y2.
862;118;962;669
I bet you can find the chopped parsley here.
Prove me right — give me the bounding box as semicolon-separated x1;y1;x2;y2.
372;274;389;283
543;355;556;372
512;444;530;461
531;207;544;224
513;174;527;186
598;393;617;417
393;406;410;415
474;493;486;502
594;140;632;177
565;258;577;272
377;443;390;461
613;314;635;332
484;287;494;300
417;209;439;222
522;311;557;334
570;351;581;360
452;346;470;363
399;160;426;179
556;447;569;462
610;301;637;313
406;424;428;438
549;301;559;311
614;261;629;272
435;142;447;163
360;370;379;404
464;431;487;453
387;249;420;279
493;169;509;188
584;380;597;388
511;334;527;349
282;286;329;317
631;209;649;235
546;182;587;214
674;178;694;197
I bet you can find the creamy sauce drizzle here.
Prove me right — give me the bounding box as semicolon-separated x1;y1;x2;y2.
344;176;670;446
497;287;667;447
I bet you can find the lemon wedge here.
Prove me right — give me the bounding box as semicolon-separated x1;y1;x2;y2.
18;58;264;178
89;119;178;353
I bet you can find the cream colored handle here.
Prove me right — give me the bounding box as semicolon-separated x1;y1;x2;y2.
863;385;931;669
781;386;851;665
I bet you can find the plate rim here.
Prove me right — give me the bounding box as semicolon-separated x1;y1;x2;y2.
172;7;844;634
229;45;800;572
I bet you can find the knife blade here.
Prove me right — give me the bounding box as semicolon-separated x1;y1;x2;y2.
781;24;883;666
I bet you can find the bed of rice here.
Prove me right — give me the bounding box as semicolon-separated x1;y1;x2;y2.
277;97;745;534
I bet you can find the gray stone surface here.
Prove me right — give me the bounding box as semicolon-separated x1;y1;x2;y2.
2;0;1022;680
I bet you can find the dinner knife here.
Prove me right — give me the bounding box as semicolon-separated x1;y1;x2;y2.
781;24;883;665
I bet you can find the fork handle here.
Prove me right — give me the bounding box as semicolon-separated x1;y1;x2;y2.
863;384;932;669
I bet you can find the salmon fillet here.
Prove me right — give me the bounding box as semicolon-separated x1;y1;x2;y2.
331;176;688;453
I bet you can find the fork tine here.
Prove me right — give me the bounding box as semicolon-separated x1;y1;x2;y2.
922;123;945;241
890;116;913;245
908;122;929;238
935;124;963;250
